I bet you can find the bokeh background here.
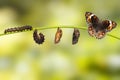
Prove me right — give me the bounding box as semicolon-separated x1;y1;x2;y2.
0;0;120;80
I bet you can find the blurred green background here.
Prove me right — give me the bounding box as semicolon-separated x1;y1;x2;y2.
0;0;120;80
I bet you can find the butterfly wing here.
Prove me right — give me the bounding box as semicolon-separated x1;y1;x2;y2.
85;12;99;27
88;26;95;37
102;20;117;32
95;20;117;39
94;30;106;39
85;12;99;37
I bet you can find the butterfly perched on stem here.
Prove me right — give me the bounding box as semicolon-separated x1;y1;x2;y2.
85;12;117;39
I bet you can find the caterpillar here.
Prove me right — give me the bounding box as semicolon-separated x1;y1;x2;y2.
4;25;33;34
72;28;80;45
54;27;63;44
33;29;45;44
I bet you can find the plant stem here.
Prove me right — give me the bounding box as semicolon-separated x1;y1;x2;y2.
0;26;120;40
0;26;86;36
35;26;87;30
107;34;120;40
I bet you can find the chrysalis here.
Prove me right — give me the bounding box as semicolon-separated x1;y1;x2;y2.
72;28;80;45
54;27;63;44
33;29;45;44
4;25;33;34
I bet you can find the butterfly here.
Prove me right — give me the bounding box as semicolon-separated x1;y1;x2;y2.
85;12;117;39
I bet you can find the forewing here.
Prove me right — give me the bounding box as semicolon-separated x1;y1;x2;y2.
85;12;99;27
102;20;117;32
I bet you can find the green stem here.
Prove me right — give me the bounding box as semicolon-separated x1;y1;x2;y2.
35;26;87;30
0;26;120;40
107;34;120;40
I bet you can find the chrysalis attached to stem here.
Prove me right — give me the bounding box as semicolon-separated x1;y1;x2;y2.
54;27;63;44
4;25;33;34
72;28;80;45
33;29;45;44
